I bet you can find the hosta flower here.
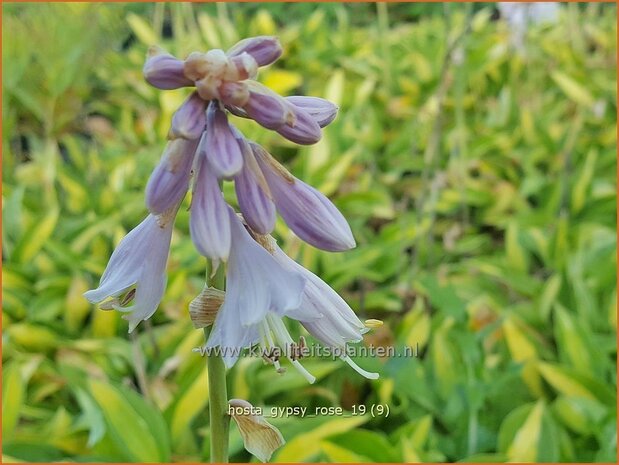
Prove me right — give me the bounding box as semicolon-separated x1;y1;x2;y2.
145;138;198;215
285;96;339;128
234;136;276;235
226;36;283;67
202;101;244;178
205;207;318;381
252;143;355;251
84;212;175;332
169;91;207;140
271;241;378;379
143;46;193;90
90;35;377;387
189;143;231;263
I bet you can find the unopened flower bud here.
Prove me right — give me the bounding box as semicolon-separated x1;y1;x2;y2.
227;36;283;67
253;143;355;251
145;138;198;214
190;147;231;262
143;46;193;90
286;96;339;127
243;82;294;130
276;106;322;145
235;137;276;234
169;91;207;140
203;102;244;178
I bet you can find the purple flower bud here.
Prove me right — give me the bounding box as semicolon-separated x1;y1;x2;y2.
145;138;198;214
276;106;322;145
169;91;207;140
203;102;244;179
242;82;294;130
143;46;193;90
190;150;231;262
235;138;276;234
252;143;355;251
286;96;339;127
227;36;283;67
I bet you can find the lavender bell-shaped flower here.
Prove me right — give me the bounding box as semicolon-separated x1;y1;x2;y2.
234;135;276;234
84;213;175;332
190;143;231;263
203;102;244;179
205;208;317;382
271;241;378;379
145;138;198;215
252;143;355;251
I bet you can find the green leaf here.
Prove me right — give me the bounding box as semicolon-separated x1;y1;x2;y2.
88;379;170;462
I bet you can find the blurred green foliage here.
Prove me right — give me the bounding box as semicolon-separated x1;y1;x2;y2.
2;2;617;463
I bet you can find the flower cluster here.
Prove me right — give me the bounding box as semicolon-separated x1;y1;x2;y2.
85;36;377;382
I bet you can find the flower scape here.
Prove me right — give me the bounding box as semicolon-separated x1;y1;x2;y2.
84;36;378;383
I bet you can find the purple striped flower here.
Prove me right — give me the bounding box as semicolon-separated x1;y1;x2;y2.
143;46;193;90
276;105;322;145
227;36;283;67
252;143;355;252
202;102;244;179
190;146;231;263
240;81;294;130
285;96;339;128
234;135;276;234
145;138;198;215
169;91;207;140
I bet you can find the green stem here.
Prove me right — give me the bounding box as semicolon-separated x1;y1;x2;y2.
204;262;229;463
